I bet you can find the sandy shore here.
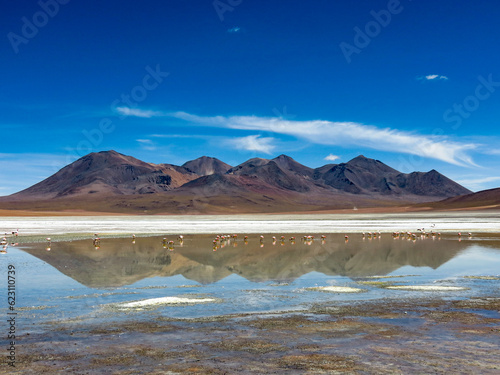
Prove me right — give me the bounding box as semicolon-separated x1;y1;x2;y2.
1;211;500;237
5;296;499;374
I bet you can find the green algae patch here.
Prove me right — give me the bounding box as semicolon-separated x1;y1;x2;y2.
386;285;469;291
463;275;500;280
357;281;395;288
305;286;365;293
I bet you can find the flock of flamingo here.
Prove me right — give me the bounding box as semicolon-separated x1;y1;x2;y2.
0;228;472;254
1;229;19;254
209;234;330;251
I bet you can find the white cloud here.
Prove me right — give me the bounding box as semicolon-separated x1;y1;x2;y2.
117;107;478;167
116;107;163;118
227;27;241;33
136;139;156;151
171;113;477;167
482;149;500;155
324;154;340;161
420;74;449;81
455;176;500;191
228;135;276;154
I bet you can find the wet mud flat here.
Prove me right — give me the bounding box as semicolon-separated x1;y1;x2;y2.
5;297;500;374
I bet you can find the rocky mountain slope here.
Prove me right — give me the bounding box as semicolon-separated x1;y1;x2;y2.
0;150;472;213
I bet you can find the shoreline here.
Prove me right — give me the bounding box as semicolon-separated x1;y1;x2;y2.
8;295;500;373
1;205;500;218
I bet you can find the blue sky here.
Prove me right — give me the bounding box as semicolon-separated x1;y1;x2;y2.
1;0;500;195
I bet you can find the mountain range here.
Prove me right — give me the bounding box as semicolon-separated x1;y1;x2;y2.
0;150;476;214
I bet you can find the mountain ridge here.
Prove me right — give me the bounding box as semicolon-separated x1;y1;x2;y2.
0;150;473;214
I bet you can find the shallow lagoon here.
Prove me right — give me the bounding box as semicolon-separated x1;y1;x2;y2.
3;233;500;327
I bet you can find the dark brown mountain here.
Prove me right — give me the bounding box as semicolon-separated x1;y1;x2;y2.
182;156;231;176
0;150;473;213
8;150;198;198
314;155;471;198
227;155;315;193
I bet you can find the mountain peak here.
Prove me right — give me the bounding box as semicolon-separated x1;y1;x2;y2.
345;155;398;173
271;154;313;176
273;154;295;161
182;156;231;176
347;155;372;164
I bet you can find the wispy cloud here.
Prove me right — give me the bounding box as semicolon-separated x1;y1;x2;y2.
482;148;500;155
324;154;340;161
225;135;276;154
117;107;478;167
455;176;500;192
136;139;157;151
170;113;477;167
116;107;163;118
227;27;241;33
418;74;449;81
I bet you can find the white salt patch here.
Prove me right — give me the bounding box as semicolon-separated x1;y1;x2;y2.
119;296;215;308
307;286;363;293
2;212;500;235
386;285;468;291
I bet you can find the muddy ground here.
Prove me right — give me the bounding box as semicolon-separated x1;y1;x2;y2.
2;297;499;374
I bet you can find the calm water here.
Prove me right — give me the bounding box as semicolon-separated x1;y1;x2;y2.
1;233;500;327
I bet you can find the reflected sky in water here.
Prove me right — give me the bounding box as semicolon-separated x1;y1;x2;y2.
2;233;500;325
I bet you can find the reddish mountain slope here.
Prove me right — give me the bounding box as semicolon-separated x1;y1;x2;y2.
0;151;474;214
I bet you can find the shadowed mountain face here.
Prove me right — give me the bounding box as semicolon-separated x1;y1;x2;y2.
9;150;199;198
182;156;231;176
1;150;472;213
316;156;470;197
20;234;475;288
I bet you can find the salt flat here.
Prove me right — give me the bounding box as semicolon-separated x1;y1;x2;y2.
1;211;500;236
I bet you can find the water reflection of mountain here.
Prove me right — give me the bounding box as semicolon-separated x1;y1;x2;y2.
21;235;478;288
